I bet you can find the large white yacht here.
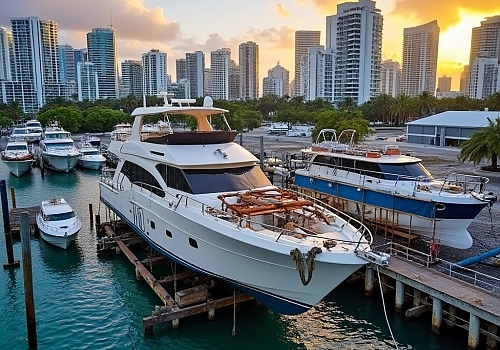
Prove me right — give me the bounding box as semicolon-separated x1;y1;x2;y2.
1;139;34;177
25;119;44;143
99;97;386;315
39;125;81;172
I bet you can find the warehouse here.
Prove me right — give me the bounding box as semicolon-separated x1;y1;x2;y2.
406;109;500;146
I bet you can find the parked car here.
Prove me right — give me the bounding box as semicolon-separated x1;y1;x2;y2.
375;136;388;140
396;135;407;142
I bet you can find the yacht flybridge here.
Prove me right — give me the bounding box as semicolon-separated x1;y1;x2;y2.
99;97;387;315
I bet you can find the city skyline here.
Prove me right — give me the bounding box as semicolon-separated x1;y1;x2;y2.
1;0;499;91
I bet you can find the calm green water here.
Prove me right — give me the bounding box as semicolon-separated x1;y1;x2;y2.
0;161;469;349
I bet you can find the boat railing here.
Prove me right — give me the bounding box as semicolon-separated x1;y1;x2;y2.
375;242;500;294
170;189;373;249
44;146;79;156
37;216;82;233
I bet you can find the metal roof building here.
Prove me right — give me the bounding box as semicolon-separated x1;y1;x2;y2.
406;110;500;146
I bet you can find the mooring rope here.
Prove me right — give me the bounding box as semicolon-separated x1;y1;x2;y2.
290;247;322;286
376;265;400;349
232;288;236;336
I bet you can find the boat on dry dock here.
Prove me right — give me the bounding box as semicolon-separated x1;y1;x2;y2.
295;129;497;249
99;97;387;315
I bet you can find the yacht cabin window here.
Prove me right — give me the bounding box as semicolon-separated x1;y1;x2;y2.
312;155;432;180
120;161;165;197
156;164;271;194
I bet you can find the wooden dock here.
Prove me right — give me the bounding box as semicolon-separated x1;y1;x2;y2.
364;244;500;350
9;206;40;235
96;222;254;332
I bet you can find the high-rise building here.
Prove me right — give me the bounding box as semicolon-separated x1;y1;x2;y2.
176;58;187;82
1;17;61;113
380;59;401;97
58;44;76;83
0;27;12;81
186;51;205;98
326;0;383;105
167;78;190;99
121;60;143;98
467;16;500;99
209;48;230;100
142;49;167;96
437;75;451;93
239;41;259;100
262;77;283;97
294;31;320;96
400;20;440;97
459;65;470;95
468;58;500;99
228;59;240;100
301;46;335;102
77;62;99;101
86;27;118;99
267;62;290;97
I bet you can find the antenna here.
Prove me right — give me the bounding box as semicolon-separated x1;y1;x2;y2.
109;11;113;29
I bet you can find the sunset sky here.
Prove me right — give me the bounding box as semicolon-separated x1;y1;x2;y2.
1;0;500;92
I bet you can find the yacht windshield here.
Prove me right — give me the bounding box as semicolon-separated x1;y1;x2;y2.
46;133;70;139
378;162;432;180
6;145;27;151
44;211;75;221
46;142;73;148
182;166;271;194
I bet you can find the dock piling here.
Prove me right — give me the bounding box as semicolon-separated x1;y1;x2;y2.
395;280;404;313
364;266;374;296
20;211;37;346
468;313;481;350
431;297;443;334
88;203;93;226
1;179;19;268
10;187;16;209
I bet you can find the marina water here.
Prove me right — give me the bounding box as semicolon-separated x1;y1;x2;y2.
0;161;470;349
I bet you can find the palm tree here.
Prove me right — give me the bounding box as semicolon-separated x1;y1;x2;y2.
486;92;500;111
417;91;437;118
459;117;500;170
337;97;358;112
390;94;415;125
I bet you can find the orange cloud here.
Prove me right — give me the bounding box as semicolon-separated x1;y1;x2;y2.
275;2;291;17
247;26;295;49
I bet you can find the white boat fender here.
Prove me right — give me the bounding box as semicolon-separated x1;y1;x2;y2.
290;247;322;286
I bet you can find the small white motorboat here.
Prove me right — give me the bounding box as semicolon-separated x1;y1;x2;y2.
1;139;34;177
77;141;106;170
36;198;82;249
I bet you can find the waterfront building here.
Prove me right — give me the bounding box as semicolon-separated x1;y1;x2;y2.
468;57;500;99
0;27;12;81
121;60;143;98
176;58;187;82
209;48;230;100
437;75;451;93
294;30;320;96
301;46;335;103
58;44;75;83
266;62;290;97
167;78;190;99
326;0;383;105
77;61;99;101
228;59;240;100
87;27;118;99
460;65;470;95
262;77;283;97
1;17;62;113
380;59;401;97
186;51;205;98
400;20;440;97
142;49;167;96
203;68;212;96
239;41;259;100
468;16;500;99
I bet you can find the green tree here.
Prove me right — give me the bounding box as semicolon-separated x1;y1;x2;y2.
337;97;358;112
82;107;131;133
0;115;13;128
486;92;500;111
390;94;415;125
38;107;83;133
5;101;23;121
417;91;437;118
312;109;372;143
459;117;500;170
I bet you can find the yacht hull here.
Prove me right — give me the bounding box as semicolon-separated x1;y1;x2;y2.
100;185;366;315
36;215;81;249
42;153;79;172
3;159;32;177
78;157;106;170
295;174;489;249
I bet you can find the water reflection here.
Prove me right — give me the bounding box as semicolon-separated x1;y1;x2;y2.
37;237;84;274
